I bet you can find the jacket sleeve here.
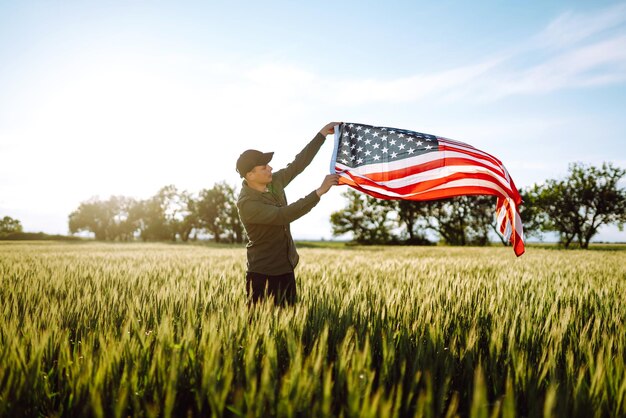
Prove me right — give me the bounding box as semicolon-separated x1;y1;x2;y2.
272;133;325;189
239;191;320;226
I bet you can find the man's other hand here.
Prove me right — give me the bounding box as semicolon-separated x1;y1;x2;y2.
316;174;340;197
319;122;341;137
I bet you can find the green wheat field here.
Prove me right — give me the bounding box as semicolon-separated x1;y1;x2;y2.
1;242;625;418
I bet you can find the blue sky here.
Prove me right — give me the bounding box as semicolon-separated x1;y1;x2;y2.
1;0;625;242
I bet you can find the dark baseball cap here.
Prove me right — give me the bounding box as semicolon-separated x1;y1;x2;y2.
236;149;274;177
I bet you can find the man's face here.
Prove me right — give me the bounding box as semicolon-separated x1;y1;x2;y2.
247;164;273;185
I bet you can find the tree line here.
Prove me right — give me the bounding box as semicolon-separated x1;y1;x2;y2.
330;162;626;248
67;183;244;243
0;215;80;241
331;193;503;246
3;162;624;247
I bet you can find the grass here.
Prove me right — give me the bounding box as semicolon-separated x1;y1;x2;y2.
0;242;625;417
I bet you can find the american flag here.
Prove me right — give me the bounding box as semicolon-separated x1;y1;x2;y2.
331;122;525;256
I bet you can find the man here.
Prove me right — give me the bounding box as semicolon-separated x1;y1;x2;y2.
236;122;340;305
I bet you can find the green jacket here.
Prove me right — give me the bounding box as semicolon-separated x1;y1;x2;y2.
237;133;325;275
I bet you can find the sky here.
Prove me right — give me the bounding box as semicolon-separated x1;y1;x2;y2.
1;0;625;242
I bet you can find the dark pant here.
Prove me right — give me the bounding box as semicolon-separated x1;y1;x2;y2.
246;271;297;306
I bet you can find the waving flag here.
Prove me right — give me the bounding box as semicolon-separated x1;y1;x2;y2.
330;122;525;256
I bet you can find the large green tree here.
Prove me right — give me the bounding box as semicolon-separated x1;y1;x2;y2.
523;162;626;248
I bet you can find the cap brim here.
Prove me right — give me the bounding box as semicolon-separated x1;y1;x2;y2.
260;152;274;165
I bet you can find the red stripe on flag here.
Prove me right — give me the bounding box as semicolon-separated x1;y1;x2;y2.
348;155;507;185
338;168;517;199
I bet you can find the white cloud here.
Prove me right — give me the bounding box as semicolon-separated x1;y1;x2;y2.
535;2;626;49
328;58;504;105
475;34;626;101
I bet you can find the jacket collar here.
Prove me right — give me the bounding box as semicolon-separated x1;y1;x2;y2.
241;179;271;196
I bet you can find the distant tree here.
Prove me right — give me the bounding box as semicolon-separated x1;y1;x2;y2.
68;183;242;243
219;183;245;244
524;162;626;248
133;194;171;242
523;182;578;248
69;198;114;240
388;197;499;246
467;195;502;246
0;216;23;234
518;188;548;240
197;182;231;243
383;200;431;244
331;191;507;246
178;192;199;242
69;196;137;240
196;182;245;244
330;189;394;244
108;196;139;241
157;185;186;242
417;196;497;246
127;200;149;241
394;200;424;243
128;185;200;242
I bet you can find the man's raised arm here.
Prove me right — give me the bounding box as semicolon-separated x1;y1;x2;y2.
272;122;340;188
